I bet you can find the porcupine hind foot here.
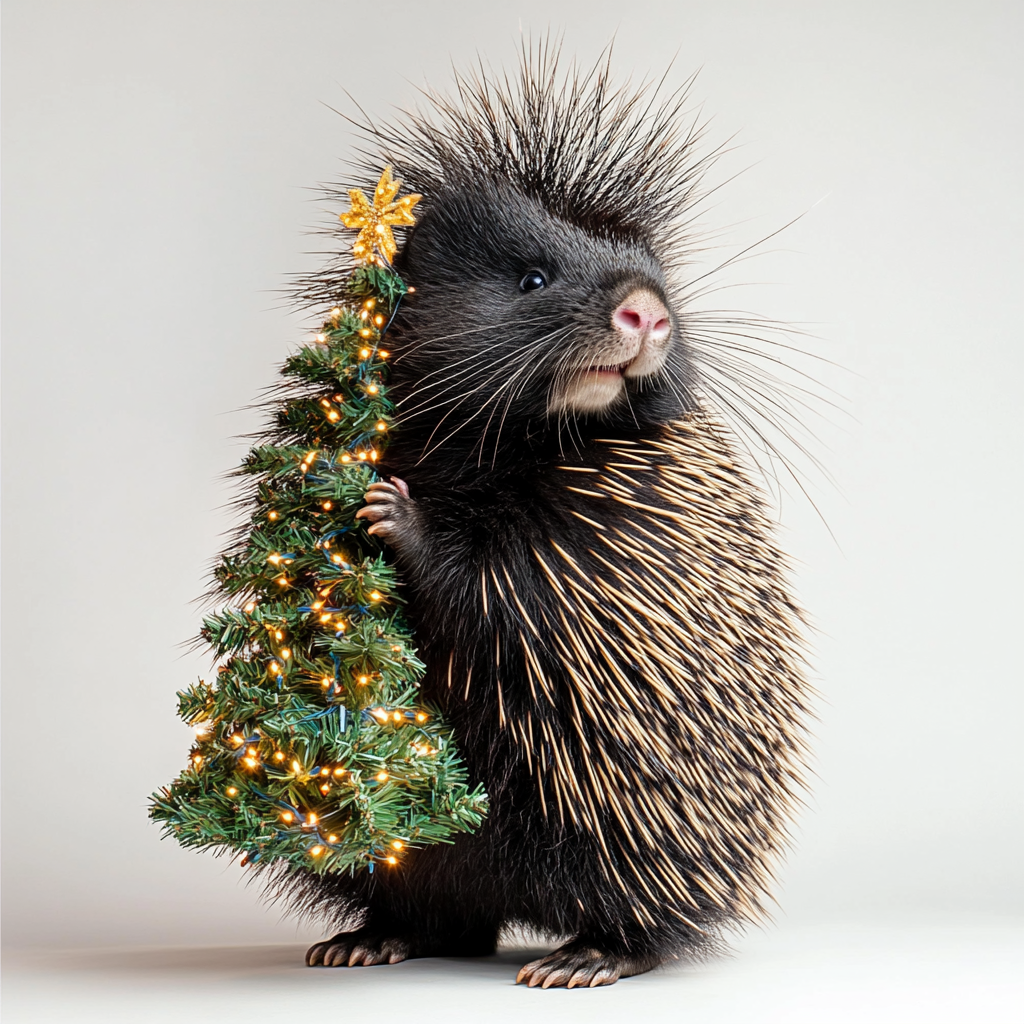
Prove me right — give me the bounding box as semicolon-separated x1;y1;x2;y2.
355;477;421;553
305;929;412;967
516;938;664;988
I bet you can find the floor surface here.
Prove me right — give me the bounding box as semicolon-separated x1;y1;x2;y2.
4;921;1022;1023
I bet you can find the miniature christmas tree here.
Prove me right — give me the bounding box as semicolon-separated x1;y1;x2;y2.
150;169;487;876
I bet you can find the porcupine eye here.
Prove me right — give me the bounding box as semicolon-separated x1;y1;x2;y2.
519;270;547;292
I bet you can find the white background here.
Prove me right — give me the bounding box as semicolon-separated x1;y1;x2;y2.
3;1;1022;1020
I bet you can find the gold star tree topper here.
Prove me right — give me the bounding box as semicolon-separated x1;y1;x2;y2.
340;166;421;265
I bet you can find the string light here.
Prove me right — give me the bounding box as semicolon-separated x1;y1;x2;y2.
391;840;403;850
310;846;324;857
274;751;285;761
328;834;338;843
268;511;279;520
244;601;257;613
226;787;238;797
376;421;387;432
370;591;382;601
281;811;294;823
316;333;326;343
416;712;427;723
376;771;388;781
386;856;397;865
269;662;281;674
281;648;291;659
322;501;333;510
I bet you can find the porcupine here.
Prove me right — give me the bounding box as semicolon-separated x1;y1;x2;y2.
294;50;811;988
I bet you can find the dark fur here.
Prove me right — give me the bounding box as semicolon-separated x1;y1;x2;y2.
286;49;809;984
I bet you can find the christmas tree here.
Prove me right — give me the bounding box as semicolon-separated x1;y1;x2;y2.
150;168;487;876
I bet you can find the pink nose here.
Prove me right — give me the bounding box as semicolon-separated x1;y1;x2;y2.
612;290;672;344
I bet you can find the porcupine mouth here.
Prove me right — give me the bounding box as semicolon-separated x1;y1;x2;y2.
551;358;636;415
583;360;632;379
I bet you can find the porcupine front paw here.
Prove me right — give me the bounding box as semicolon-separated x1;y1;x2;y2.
354;477;421;555
516;938;662;988
305;928;412;967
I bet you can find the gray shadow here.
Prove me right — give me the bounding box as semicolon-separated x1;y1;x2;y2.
5;943;558;981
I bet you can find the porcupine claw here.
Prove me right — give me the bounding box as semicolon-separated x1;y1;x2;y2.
355;477;419;553
516;939;658;988
306;930;412;967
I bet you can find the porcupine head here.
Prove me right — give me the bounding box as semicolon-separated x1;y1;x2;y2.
304;48;810;989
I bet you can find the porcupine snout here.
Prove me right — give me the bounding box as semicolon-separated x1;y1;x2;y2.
615;289;673;378
557;287;675;415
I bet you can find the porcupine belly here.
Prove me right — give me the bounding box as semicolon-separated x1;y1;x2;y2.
375;416;808;959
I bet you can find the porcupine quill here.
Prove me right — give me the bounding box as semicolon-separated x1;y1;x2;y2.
276;41;816;988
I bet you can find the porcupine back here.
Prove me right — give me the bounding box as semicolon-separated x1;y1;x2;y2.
281;45;811;959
